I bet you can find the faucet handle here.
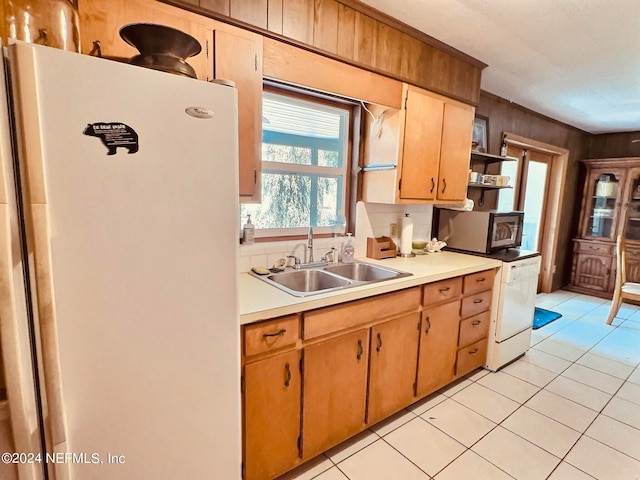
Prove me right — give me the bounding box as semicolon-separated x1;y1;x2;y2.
286;255;301;269
321;247;336;263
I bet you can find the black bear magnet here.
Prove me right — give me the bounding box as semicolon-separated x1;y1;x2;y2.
83;122;139;155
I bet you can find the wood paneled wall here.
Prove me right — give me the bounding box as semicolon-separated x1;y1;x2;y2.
161;0;485;104
588;132;640;159
475;92;591;289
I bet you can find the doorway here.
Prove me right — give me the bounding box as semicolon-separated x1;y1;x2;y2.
498;148;552;252
496;133;569;293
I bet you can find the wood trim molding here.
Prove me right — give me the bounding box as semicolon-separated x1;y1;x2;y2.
503;133;569;293
263;37;403;108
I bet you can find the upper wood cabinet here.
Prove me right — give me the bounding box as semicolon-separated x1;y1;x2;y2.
79;0;210;80
79;0;263;200
209;29;263;199
362;84;475;205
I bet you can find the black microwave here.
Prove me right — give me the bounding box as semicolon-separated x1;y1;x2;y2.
437;210;524;253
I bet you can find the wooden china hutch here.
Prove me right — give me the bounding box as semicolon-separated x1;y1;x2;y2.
570;158;640;298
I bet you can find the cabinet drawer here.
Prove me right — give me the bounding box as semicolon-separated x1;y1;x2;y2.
463;269;494;295
455;338;487;376
424;277;462;306
458;311;490;348
244;315;299;357
575;242;614;255
460;290;491;318
303;287;421;339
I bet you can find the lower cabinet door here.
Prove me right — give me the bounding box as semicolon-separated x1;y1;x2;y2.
244;350;301;480
368;313;421;424
415;301;460;397
302;329;369;460
573;252;612;293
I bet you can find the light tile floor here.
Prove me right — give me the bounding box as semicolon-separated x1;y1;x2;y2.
277;290;640;480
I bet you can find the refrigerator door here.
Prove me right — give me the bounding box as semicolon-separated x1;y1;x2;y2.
9;41;240;479
0;45;45;480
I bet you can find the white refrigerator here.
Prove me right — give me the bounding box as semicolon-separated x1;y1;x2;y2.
0;41;241;480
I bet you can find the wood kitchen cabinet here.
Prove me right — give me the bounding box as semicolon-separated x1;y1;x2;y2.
416;300;460;397
362;83;474;204
570;158;640;297
241;272;494;480
368;313;421;424
244;350;301;480
79;0;210;79
455;270;493;376
302;329;369;460
209;29;263;200
242;315;302;480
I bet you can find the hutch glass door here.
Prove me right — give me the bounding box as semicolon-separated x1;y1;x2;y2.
625;169;640;241
584;172;621;240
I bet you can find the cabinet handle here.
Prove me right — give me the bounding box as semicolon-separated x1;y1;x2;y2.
476;277;485;283
284;363;291;387
442;178;447;194
263;328;286;338
468;348;479;355
376;333;383;352
473;299;484;304
430;177;435;193
357;339;364;360
425;316;431;334
439;286;451;293
471;320;482;326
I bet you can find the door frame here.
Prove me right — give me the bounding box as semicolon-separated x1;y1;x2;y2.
504;133;569;293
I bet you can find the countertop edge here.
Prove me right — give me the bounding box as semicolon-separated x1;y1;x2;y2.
239;253;502;325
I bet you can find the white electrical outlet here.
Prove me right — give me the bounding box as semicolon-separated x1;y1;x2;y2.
390;223;398;237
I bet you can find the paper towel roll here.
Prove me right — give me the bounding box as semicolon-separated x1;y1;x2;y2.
400;214;413;255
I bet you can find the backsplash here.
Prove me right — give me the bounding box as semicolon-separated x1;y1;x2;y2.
238;202;433;272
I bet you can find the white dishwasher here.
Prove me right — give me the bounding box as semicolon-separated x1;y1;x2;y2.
486;254;541;371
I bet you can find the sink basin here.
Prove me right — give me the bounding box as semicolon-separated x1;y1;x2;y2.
252;261;413;297
266;269;351;295
323;263;410;282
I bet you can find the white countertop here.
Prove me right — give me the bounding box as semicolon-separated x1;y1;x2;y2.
239;252;502;325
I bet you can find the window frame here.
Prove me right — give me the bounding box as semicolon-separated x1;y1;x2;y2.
245;82;359;241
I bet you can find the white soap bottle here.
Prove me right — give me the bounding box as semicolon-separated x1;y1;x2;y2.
342;233;355;263
242;214;255;245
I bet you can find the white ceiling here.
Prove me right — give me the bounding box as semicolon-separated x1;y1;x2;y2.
360;0;640;134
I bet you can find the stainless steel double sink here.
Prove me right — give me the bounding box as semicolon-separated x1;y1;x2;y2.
251;261;412;297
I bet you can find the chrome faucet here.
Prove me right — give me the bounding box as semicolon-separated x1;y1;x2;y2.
307;226;314;263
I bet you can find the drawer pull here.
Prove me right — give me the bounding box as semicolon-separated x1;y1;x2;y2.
473;299;484;304
439;287;451;293
468;348;479;355
284;363;291;387
589;246;599;250
425;316;431;334
376;333;383;352
476;277;485;283
263;328;287;338
357;339;364;360
471;320;482;326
